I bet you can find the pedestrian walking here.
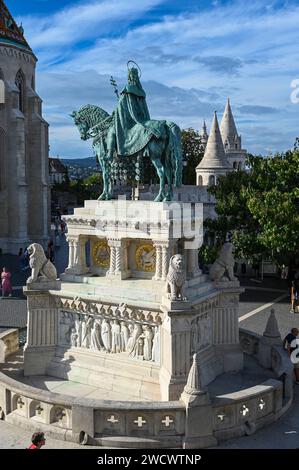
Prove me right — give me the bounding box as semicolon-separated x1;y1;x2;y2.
21;248;30;271
290;270;299;314
27;432;46;449
281;264;288;280
1;266;12;298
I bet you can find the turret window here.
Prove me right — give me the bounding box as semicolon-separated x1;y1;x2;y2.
197;175;203;186
209;175;215;186
15;69;25;113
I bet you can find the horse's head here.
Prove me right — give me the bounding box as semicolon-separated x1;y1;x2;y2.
70;105;111;141
70;109;90;141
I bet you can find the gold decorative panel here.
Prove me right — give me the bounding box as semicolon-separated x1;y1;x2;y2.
92;240;110;268
135;243;156;272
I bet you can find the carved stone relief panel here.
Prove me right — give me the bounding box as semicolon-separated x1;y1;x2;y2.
190;311;212;354
58;299;162;363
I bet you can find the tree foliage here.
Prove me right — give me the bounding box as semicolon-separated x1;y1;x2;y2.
205;149;299;263
52;172;103;204
181;128;205;185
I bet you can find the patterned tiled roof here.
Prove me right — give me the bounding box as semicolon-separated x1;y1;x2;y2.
0;0;31;51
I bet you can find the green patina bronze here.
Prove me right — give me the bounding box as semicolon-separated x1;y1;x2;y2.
70;65;182;201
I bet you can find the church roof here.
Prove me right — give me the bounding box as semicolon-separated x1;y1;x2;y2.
220;98;239;145
0;1;32;52
49;158;68;174
196;112;231;170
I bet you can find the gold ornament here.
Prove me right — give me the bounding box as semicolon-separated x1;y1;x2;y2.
92;240;110;268
135;243;156;272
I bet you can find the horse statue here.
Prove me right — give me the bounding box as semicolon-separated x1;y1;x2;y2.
70;65;182;201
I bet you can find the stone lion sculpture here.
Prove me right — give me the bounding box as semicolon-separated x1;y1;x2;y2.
209;242;237;282
166;254;186;301
26;243;57;285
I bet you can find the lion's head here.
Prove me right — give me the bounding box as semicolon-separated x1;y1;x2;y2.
170;254;184;272
27;243;45;259
219;242;234;265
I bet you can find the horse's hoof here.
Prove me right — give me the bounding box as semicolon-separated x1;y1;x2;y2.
154;195;164;202
163;196;171;202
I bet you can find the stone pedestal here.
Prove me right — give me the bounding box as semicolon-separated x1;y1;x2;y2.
23;288;59;376
24;200;244;405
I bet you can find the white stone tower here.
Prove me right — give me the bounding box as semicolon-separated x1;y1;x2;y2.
0;0;49;254
220;98;247;170
196;112;232;187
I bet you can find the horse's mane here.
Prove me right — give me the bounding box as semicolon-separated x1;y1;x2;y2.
77;104;110;122
76;104;113;138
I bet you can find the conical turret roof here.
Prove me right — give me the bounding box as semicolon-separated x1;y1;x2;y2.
197;112;231;170
220;98;239;147
0;1;32;51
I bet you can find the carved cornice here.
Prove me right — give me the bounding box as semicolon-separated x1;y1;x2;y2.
62;217;171;233
0;46;35;63
56;297;163;326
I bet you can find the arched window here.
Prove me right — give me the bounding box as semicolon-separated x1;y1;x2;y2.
209;175;215;186
197;175;203;186
31;75;35;91
15;69;25;112
233;161;238;169
235;143;238;149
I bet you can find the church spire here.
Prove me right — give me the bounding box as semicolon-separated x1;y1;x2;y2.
199;120;208;146
220;98;239;150
0;1;31;51
197;112;231;170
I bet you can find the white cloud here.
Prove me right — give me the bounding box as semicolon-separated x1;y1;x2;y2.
21;0;164;48
18;0;299;156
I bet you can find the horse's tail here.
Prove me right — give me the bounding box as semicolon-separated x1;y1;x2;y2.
166;122;182;187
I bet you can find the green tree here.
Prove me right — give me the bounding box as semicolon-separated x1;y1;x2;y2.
181;128;205;185
83;173;103;199
205;148;299;263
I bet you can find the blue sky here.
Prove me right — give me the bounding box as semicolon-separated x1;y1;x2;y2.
7;0;299;158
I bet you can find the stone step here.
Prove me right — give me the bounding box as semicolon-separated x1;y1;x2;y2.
47;350;161;401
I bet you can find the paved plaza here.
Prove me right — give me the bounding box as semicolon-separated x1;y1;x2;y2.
0;242;298;449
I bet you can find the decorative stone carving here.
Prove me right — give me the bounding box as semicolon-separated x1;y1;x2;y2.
181;354;210;406
166;254;186;301
70;328;78;347
209;242;237;282
57;299;161;362
151;326;160;363
263;309;281;343
190;313;212;354
90;320;104;351
26;243;58;287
